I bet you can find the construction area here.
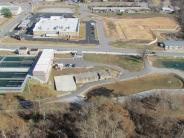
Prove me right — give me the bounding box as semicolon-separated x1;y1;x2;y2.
104;17;179;42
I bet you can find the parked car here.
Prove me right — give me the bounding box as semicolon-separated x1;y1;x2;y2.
65;64;75;68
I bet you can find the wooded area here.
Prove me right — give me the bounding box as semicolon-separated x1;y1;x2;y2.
0;92;183;138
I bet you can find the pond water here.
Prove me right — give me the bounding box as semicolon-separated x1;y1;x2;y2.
159;61;184;71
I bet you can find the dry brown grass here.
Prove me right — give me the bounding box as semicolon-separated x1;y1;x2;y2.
0;18;8;26
54;53;73;59
103;73;183;96
22;79;57;100
104;17;179;42
0;113;27;132
84;54;144;71
0;50;15;56
152;0;161;5
126;92;184;119
1;37;96;48
79;22;86;40
51;67;99;76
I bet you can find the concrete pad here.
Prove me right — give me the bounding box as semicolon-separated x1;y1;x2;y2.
54;75;76;92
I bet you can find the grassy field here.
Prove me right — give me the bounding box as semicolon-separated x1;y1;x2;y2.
104;16;178;42
21;79;57;100
51;68;95;76
1;37;96;48
0;79;57;110
98;12;175;18
79;22;86;40
0;50;15;56
110;41;163;50
88;73;183;97
83;54;144;71
0;16;17;27
54;53;73;59
151;56;184;71
0;18;8;26
51;66;113;77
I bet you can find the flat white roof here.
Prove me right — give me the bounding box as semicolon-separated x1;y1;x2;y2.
33;49;54;73
33;64;50;74
33;16;79;33
54;75;76;92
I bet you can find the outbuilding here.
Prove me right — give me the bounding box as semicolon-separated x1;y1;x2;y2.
18;47;28;55
29;48;39;55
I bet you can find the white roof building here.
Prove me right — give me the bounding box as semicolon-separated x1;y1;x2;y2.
33;16;80;36
33;49;54;83
54;75;77;92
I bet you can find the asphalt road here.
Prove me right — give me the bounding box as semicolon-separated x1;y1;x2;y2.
96;19;109;48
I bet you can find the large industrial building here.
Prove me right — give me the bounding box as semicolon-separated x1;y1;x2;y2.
33;49;54;83
33;16;80;39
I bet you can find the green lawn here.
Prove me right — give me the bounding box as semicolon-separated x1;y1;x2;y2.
54;53;73;59
83;54;144;71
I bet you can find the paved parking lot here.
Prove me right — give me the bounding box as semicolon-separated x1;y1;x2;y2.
10;12;99;45
86;20;96;43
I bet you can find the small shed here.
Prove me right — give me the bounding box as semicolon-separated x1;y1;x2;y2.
18;47;28;55
29;48;39;55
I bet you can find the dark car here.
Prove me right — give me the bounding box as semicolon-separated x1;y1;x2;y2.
65;64;70;67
